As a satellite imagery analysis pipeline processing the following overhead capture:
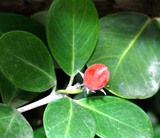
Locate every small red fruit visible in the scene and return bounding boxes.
[84,64,109,91]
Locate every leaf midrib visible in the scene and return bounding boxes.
[111,19,151,80]
[76,101,142,132]
[71,0,75,75]
[64,99,73,137]
[4,113,16,138]
[71,0,88,75]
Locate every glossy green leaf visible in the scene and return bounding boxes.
[88,12,160,99]
[0,12,45,41]
[34,127,46,138]
[44,98,96,138]
[0,72,39,108]
[47,0,99,76]
[0,104,33,138]
[0,31,56,92]
[76,96,153,138]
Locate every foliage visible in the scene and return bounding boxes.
[0,0,160,138]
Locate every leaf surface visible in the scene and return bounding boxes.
[34,127,46,138]
[0,31,56,92]
[0,72,39,107]
[88,12,160,98]
[0,104,33,138]
[154,125,160,138]
[0,12,45,40]
[77,96,153,138]
[44,98,96,138]
[47,0,99,76]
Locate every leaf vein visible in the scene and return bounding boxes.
[6,51,55,83]
[65,99,73,137]
[111,19,151,81]
[77,102,141,132]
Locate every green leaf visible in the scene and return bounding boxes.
[154,125,160,138]
[0,31,56,92]
[44,98,96,138]
[34,127,46,138]
[47,0,99,76]
[0,72,39,108]
[0,104,33,138]
[76,96,153,138]
[0,12,45,41]
[153,17,160,30]
[88,12,160,99]
[31,11,48,26]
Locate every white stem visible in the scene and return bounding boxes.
[17,93,64,113]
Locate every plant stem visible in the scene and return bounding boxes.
[17,75,79,113]
[17,92,64,113]
[67,76,74,89]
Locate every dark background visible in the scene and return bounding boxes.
[0,0,160,17]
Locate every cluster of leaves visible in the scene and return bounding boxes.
[0,0,160,137]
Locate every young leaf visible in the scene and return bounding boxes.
[47,0,99,76]
[0,31,56,92]
[0,104,33,138]
[77,96,153,138]
[0,72,39,108]
[88,12,160,99]
[0,12,45,41]
[44,98,96,138]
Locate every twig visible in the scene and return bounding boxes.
[17,92,64,113]
[66,76,74,89]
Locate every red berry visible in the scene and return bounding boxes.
[84,64,109,91]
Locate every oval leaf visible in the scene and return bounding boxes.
[44,98,96,138]
[88,12,160,99]
[0,12,45,41]
[0,72,39,107]
[77,96,153,138]
[0,31,56,92]
[0,104,33,138]
[47,0,99,76]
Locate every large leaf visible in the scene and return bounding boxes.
[47,0,99,76]
[88,12,160,99]
[0,31,56,92]
[76,96,153,138]
[0,72,39,108]
[0,12,45,41]
[44,98,96,138]
[0,104,33,138]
